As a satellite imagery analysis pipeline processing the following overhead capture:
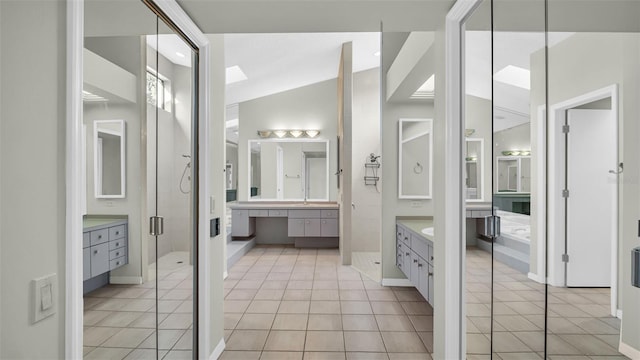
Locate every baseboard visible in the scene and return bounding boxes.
[616,309,623,319]
[527,272,544,284]
[381,278,413,287]
[223,271,228,280]
[619,340,640,359]
[110,276,143,285]
[210,338,225,360]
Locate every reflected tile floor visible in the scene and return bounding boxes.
[221,245,433,360]
[466,247,628,360]
[83,252,194,360]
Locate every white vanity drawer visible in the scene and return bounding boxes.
[396,225,404,242]
[109,225,126,240]
[110,256,127,270]
[109,238,126,251]
[269,209,288,217]
[90,229,109,246]
[249,209,269,217]
[321,210,338,218]
[288,210,321,218]
[320,219,338,237]
[109,248,126,260]
[90,242,110,277]
[411,233,430,261]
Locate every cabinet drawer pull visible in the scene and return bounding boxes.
[116,261,120,266]
[115,242,120,247]
[405,252,410,256]
[98,235,102,239]
[116,252,120,256]
[413,259,418,263]
[398,264,402,267]
[418,263,423,268]
[94,250,98,254]
[428,272,433,276]
[115,231,119,235]
[430,256,434,261]
[404,236,408,240]
[306,220,310,224]
[322,220,326,224]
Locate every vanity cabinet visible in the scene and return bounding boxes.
[83,218,128,284]
[232,209,255,237]
[396,220,434,306]
[288,209,338,237]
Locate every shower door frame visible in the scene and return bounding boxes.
[65,0,213,358]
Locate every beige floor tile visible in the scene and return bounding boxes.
[346,352,389,360]
[366,290,397,302]
[284,290,313,301]
[261,351,303,360]
[156,300,183,313]
[220,350,262,360]
[339,290,368,301]
[288,281,314,290]
[226,289,258,300]
[342,314,379,331]
[122,348,160,360]
[310,301,341,314]
[224,313,243,329]
[339,281,365,290]
[159,313,193,330]
[496,352,543,360]
[400,302,432,315]
[225,330,269,351]
[559,334,620,356]
[492,332,533,353]
[303,352,346,360]
[255,289,285,300]
[375,315,414,331]
[83,326,122,347]
[466,333,491,355]
[84,311,113,326]
[371,302,405,315]
[278,300,310,314]
[264,330,307,351]
[381,332,426,353]
[162,289,192,300]
[387,353,431,360]
[272,314,309,330]
[173,329,193,350]
[267,273,292,281]
[417,332,432,352]
[305,331,345,352]
[344,331,386,352]
[312,289,340,301]
[101,328,154,348]
[308,314,343,330]
[408,315,433,332]
[494,315,540,331]
[162,349,192,360]
[84,347,133,360]
[247,300,281,314]
[262,280,289,290]
[93,298,133,311]
[341,301,373,315]
[236,313,276,330]
[138,330,185,350]
[236,280,264,290]
[392,290,424,302]
[314,280,340,289]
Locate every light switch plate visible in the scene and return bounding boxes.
[32,273,56,323]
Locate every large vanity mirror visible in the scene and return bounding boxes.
[465,138,484,201]
[94,119,126,198]
[496,155,530,193]
[249,139,329,201]
[399,118,433,199]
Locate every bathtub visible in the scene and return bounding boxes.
[496,210,530,242]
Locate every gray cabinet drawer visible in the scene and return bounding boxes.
[396,226,404,242]
[109,225,126,240]
[320,219,338,237]
[83,248,91,281]
[90,229,109,246]
[288,219,305,237]
[83,232,91,249]
[268,209,288,217]
[249,209,269,217]
[321,210,338,218]
[90,242,110,277]
[110,248,126,260]
[110,256,127,270]
[288,210,321,218]
[109,238,126,251]
[411,234,429,261]
[401,229,411,246]
[304,219,321,236]
[428,263,434,304]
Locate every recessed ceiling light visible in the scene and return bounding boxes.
[226,65,248,85]
[494,65,530,90]
[374,51,381,57]
[82,90,108,102]
[176,52,185,58]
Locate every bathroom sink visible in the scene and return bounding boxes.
[421,227,434,236]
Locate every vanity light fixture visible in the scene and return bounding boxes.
[257,130,272,138]
[289,130,303,138]
[274,130,288,138]
[465,129,476,137]
[305,130,320,138]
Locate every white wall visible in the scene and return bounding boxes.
[237,78,339,202]
[1,0,66,357]
[531,32,640,354]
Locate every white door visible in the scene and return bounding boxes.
[566,109,616,287]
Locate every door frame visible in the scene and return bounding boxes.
[546,84,619,317]
[65,0,213,358]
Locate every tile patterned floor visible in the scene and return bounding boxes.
[466,247,628,360]
[83,252,194,360]
[221,245,433,360]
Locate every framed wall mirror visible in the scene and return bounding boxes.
[94,119,126,198]
[248,139,330,201]
[398,118,433,199]
[465,138,484,201]
[496,155,530,193]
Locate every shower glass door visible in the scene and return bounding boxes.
[148,17,198,358]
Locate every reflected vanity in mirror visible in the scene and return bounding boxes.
[398,118,432,199]
[496,155,530,193]
[465,138,484,201]
[94,119,125,198]
[249,139,329,201]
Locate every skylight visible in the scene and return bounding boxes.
[494,65,530,90]
[410,74,435,99]
[82,90,107,102]
[226,65,248,85]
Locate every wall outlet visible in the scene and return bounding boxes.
[210,196,215,214]
[32,273,57,323]
[105,201,114,207]
[411,201,423,208]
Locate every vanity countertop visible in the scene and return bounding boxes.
[83,215,128,231]
[230,202,339,210]
[397,218,434,242]
[466,202,493,211]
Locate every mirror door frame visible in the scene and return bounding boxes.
[65,0,213,358]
